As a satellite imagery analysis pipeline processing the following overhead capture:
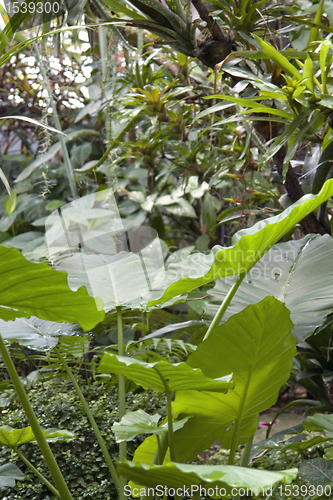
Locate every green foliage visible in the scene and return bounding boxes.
[205,234,333,342]
[112,410,188,442]
[0,246,104,329]
[2,0,333,497]
[0,464,25,488]
[0,379,166,499]
[98,354,234,393]
[172,297,296,461]
[0,426,75,447]
[148,181,333,307]
[117,460,298,494]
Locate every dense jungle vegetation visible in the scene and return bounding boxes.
[1,0,333,498]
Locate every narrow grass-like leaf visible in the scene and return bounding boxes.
[302,55,314,93]
[308,0,325,45]
[263,111,308,162]
[0,168,12,198]
[254,36,302,80]
[320,41,331,94]
[0,116,68,136]
[201,94,293,120]
[282,111,326,178]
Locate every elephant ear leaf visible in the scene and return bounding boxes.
[172,297,296,461]
[0,425,75,448]
[205,234,333,342]
[0,246,104,330]
[116,461,298,494]
[148,179,333,308]
[98,354,234,393]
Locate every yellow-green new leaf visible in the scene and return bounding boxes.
[0,426,75,448]
[308,0,325,45]
[303,55,314,94]
[320,40,331,94]
[254,35,302,81]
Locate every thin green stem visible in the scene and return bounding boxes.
[203,272,246,341]
[117,306,127,500]
[271,481,281,497]
[240,434,254,467]
[54,347,119,491]
[265,399,320,439]
[289,452,300,468]
[153,432,168,465]
[156,435,162,465]
[98,26,108,85]
[155,369,175,462]
[165,388,175,461]
[33,43,77,199]
[14,447,60,499]
[0,336,73,500]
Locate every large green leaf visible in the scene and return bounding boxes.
[0,463,25,488]
[46,189,168,311]
[148,179,333,307]
[303,413,333,438]
[117,461,298,494]
[97,354,234,393]
[57,251,167,311]
[171,297,295,461]
[0,246,104,330]
[298,458,333,487]
[0,425,75,448]
[0,317,80,350]
[205,234,333,342]
[112,410,188,442]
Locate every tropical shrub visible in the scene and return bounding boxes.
[1,0,333,498]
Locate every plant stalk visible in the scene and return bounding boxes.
[33,42,77,199]
[203,272,246,341]
[14,447,60,499]
[153,431,168,465]
[0,335,73,500]
[240,434,254,467]
[117,306,127,500]
[156,369,176,462]
[54,347,119,491]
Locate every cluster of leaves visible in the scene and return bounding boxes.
[2,0,333,497]
[0,378,166,499]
